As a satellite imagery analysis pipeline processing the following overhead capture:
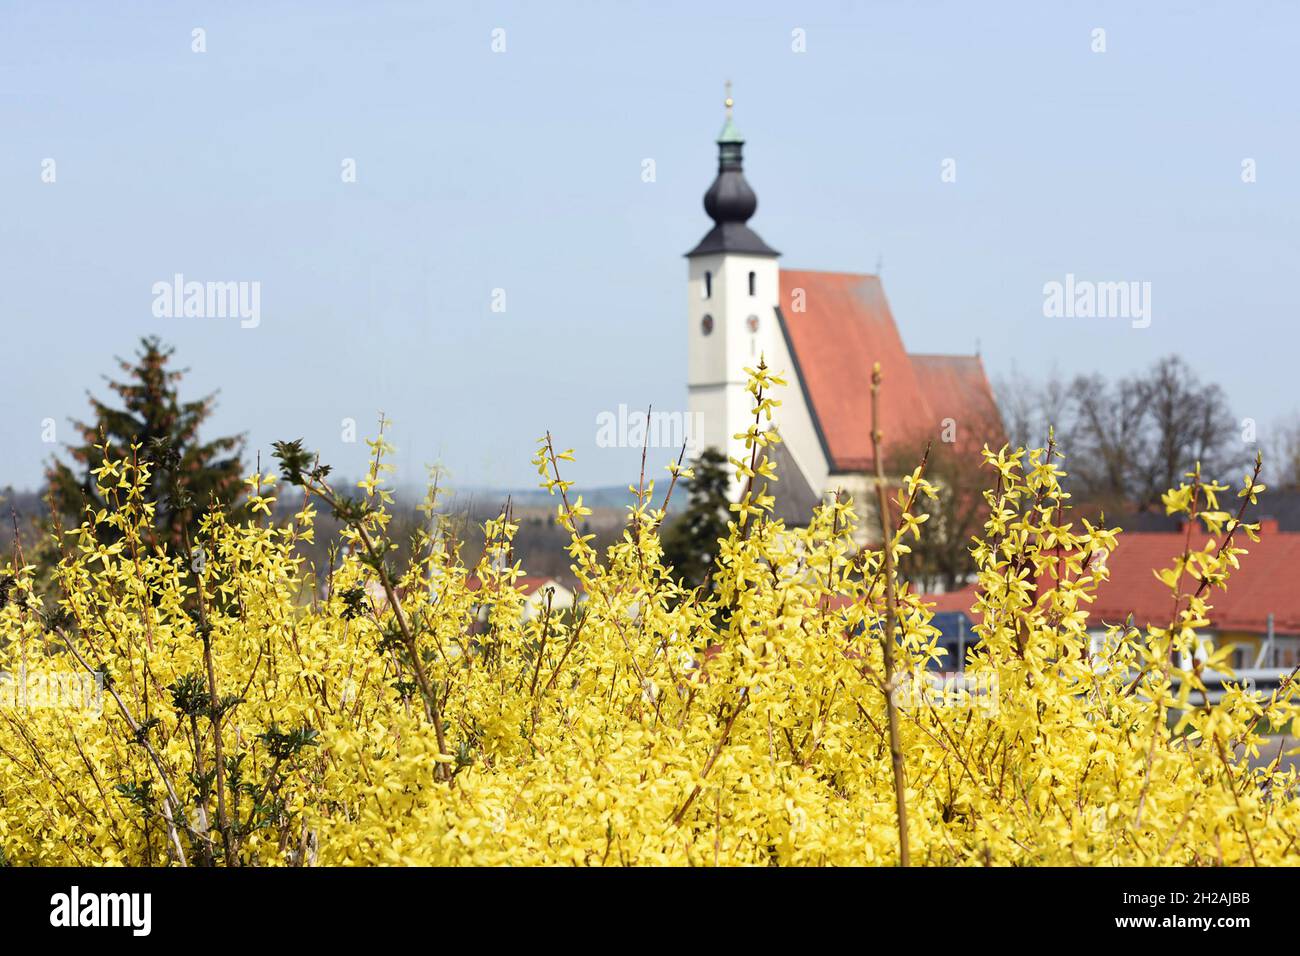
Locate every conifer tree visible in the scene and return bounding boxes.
[46,336,245,552]
[661,446,731,589]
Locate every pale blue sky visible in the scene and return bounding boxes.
[2,0,1297,493]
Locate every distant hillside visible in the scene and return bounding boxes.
[444,485,687,513]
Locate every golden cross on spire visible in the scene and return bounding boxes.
[724,79,733,116]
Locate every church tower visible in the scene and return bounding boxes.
[686,87,781,492]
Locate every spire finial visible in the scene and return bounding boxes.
[717,81,743,145]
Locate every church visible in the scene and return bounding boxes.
[685,94,1003,521]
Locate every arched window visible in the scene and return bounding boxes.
[703,271,712,299]
[748,271,756,296]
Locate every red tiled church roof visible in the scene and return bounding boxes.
[777,270,1002,471]
[911,354,1002,455]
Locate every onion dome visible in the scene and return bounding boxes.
[686,85,779,258]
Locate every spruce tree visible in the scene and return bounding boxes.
[660,447,731,589]
[46,336,246,552]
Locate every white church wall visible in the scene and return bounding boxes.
[688,253,767,492]
[687,251,832,502]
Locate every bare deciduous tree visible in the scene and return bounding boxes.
[1133,357,1238,508]
[1265,414,1300,491]
[997,355,1245,513]
[995,362,1069,452]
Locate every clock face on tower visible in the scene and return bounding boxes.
[746,314,759,333]
[701,314,714,336]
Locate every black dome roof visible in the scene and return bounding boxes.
[686,118,778,259]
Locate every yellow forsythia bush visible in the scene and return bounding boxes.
[1,363,1296,866]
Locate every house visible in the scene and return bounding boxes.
[466,575,575,625]
[924,587,981,673]
[1121,489,1300,533]
[1078,520,1300,669]
[928,524,1300,672]
[685,93,1003,522]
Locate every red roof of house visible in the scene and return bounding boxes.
[907,527,1300,636]
[808,527,1300,640]
[465,575,561,596]
[924,583,981,615]
[1075,521,1300,636]
[821,583,979,615]
[777,270,1002,471]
